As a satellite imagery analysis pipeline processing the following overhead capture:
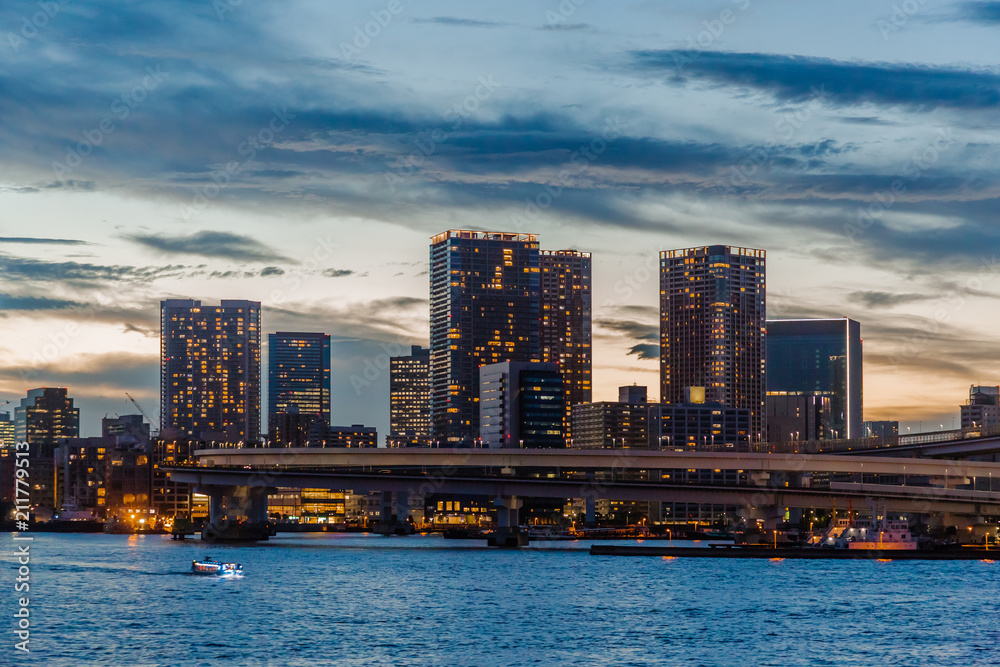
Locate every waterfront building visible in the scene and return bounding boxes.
[160,299,262,443]
[308,424,378,448]
[270,409,320,448]
[480,361,564,448]
[540,250,593,439]
[388,345,431,447]
[660,245,766,440]
[0,411,14,446]
[864,420,900,438]
[960,385,1000,429]
[102,414,150,448]
[429,230,541,446]
[570,386,650,449]
[267,332,331,439]
[648,388,751,452]
[766,318,862,439]
[14,387,80,509]
[765,393,833,443]
[648,387,748,527]
[151,438,198,518]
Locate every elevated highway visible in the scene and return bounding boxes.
[191,447,1000,479]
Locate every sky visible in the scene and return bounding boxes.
[1,0,999,439]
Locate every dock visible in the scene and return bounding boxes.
[590,545,999,560]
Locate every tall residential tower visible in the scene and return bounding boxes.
[659,245,766,440]
[429,230,541,446]
[388,345,431,447]
[160,299,262,443]
[540,250,592,439]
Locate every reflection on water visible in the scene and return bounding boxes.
[4,532,999,666]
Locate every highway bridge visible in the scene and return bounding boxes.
[163,447,1000,543]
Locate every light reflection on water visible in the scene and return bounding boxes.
[4,532,999,666]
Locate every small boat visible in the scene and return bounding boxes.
[191,557,243,577]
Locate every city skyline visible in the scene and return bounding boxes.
[3,1,999,438]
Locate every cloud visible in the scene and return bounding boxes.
[630,50,1000,111]
[0,252,193,285]
[627,343,659,360]
[0,237,91,245]
[412,17,511,27]
[124,231,289,263]
[0,294,84,311]
[849,291,935,308]
[947,1,1000,24]
[323,268,355,278]
[207,266,287,279]
[268,296,428,342]
[539,23,592,32]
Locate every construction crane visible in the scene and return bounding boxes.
[124,392,156,430]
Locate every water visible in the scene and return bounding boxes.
[3,533,999,666]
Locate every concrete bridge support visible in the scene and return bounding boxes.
[489,495,527,547]
[374,491,415,536]
[201,485,274,542]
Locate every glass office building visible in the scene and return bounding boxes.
[766,318,862,439]
[267,331,332,436]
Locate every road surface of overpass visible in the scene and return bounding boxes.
[191,447,1000,479]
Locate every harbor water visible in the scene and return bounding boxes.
[4,533,999,666]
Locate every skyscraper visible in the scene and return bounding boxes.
[160,299,262,443]
[0,411,14,446]
[267,331,331,436]
[659,245,766,440]
[766,318,862,439]
[429,230,541,446]
[388,345,431,447]
[540,250,592,439]
[14,387,80,508]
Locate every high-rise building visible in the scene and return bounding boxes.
[0,411,14,446]
[480,361,564,448]
[429,230,541,446]
[267,332,331,438]
[540,250,592,439]
[388,345,431,447]
[14,387,80,509]
[659,245,766,440]
[570,385,650,449]
[766,318,862,439]
[160,299,262,443]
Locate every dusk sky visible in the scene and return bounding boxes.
[2,0,999,438]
